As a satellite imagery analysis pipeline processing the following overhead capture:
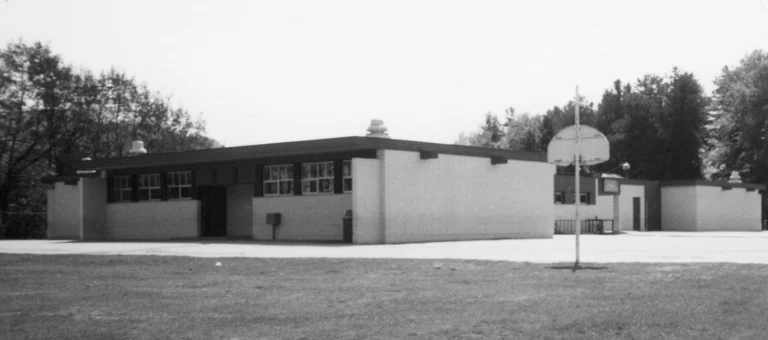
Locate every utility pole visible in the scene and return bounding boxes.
[574,86,581,268]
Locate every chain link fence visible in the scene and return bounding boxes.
[0,211,47,239]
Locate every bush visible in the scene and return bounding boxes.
[1,212,47,239]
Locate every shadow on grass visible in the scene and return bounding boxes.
[546,265,610,272]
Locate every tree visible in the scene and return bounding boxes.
[0,41,86,226]
[594,71,709,180]
[457,112,504,148]
[663,69,710,179]
[536,97,597,151]
[709,50,768,184]
[503,107,542,152]
[0,40,218,238]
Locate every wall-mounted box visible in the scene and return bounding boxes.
[266,213,282,226]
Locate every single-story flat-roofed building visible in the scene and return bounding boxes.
[44,122,555,243]
[552,173,766,232]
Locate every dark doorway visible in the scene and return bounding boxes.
[199,186,227,237]
[632,197,641,231]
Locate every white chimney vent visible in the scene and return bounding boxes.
[728,171,742,184]
[129,140,147,155]
[366,119,390,138]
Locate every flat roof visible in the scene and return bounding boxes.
[77,136,547,171]
[660,179,765,190]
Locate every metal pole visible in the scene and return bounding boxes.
[574,86,581,267]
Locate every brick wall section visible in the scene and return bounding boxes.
[106,200,200,239]
[252,195,351,241]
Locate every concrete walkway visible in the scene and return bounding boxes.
[2,232,768,263]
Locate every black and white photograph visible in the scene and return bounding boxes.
[2,0,768,338]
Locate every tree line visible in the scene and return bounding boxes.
[458,51,768,186]
[0,40,218,238]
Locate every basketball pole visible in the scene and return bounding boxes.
[574,85,581,268]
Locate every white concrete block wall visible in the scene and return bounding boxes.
[46,182,81,239]
[351,158,383,244]
[619,185,645,231]
[252,195,351,241]
[380,150,554,243]
[695,186,761,232]
[661,186,698,231]
[106,200,200,239]
[80,177,107,240]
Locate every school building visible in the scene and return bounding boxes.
[43,122,556,243]
[43,120,766,243]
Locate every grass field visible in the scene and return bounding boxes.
[2,254,768,339]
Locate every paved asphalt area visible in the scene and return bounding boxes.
[2,232,768,263]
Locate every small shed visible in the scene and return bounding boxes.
[660,180,765,232]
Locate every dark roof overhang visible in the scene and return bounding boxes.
[75,136,547,171]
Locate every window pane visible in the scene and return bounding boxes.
[265,182,278,195]
[302,165,309,179]
[279,166,287,180]
[279,181,290,195]
[320,179,332,193]
[326,163,334,177]
[151,188,161,200]
[181,187,190,198]
[302,180,309,193]
[309,180,317,193]
[344,178,352,192]
[138,189,149,201]
[270,167,278,181]
[310,164,317,178]
[287,165,293,179]
[343,161,351,177]
[263,167,270,181]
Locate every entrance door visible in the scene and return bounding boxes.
[199,186,227,237]
[632,197,641,231]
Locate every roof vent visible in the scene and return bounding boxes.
[366,119,390,138]
[728,171,742,184]
[129,140,147,155]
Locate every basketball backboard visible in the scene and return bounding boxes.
[547,125,609,166]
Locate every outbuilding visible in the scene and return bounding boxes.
[43,122,556,243]
[553,174,765,232]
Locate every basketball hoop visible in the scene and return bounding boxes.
[547,86,610,269]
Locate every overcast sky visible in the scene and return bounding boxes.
[2,0,768,146]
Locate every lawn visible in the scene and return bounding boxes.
[1,255,768,340]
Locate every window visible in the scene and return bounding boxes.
[554,191,565,204]
[112,175,132,202]
[263,164,294,196]
[138,173,161,201]
[574,192,590,205]
[343,160,352,193]
[167,171,192,200]
[302,161,334,194]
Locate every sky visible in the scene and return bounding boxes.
[1,0,768,146]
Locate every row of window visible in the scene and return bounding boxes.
[554,192,590,205]
[263,161,352,196]
[112,171,192,202]
[110,161,353,202]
